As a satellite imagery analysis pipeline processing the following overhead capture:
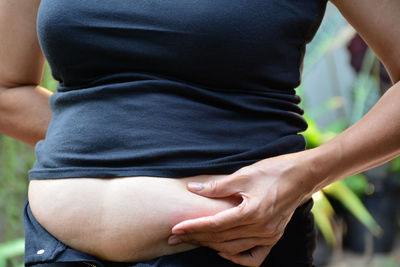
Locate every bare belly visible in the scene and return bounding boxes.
[28,174,240,262]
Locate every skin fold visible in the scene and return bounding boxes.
[28,175,241,262]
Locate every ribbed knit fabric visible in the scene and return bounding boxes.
[25,0,328,266]
[30,0,327,179]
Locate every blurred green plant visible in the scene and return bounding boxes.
[0,239,24,267]
[41,61,59,93]
[303,116,381,247]
[298,7,400,247]
[390,157,400,174]
[0,135,32,267]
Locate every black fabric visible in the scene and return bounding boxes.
[28,263,89,267]
[25,0,327,265]
[29,0,327,179]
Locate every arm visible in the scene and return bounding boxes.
[305,82,400,193]
[170,1,400,266]
[298,0,400,194]
[0,0,53,146]
[314,0,400,186]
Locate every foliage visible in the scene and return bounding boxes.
[303,117,381,246]
[0,136,32,267]
[323,179,381,236]
[390,157,400,174]
[298,7,400,247]
[0,239,24,267]
[41,61,59,93]
[311,191,336,246]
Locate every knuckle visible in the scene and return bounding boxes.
[261,226,276,237]
[207,180,219,195]
[270,227,281,237]
[242,210,253,223]
[238,199,257,222]
[237,204,252,222]
[246,203,266,223]
[208,217,221,231]
[262,221,283,236]
[247,211,262,224]
[235,168,252,181]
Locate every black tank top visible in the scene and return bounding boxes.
[29,0,327,179]
[25,1,328,266]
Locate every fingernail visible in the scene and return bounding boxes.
[188,182,203,191]
[168,235,182,246]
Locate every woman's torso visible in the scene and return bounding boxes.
[26,0,327,265]
[30,0,328,180]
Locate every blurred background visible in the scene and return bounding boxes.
[0,2,399,267]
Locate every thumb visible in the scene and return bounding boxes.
[187,174,243,198]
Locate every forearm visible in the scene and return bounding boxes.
[0,85,52,146]
[302,80,400,194]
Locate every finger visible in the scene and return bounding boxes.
[175,225,254,243]
[192,238,273,255]
[175,223,280,243]
[219,246,271,267]
[172,198,249,234]
[186,172,247,198]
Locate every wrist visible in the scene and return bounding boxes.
[293,141,342,197]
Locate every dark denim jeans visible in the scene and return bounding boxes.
[24,199,316,267]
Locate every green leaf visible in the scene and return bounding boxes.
[343,173,369,197]
[0,238,25,259]
[312,191,336,246]
[302,115,323,149]
[323,180,382,236]
[390,157,400,173]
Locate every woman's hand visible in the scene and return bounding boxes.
[166,1,400,265]
[169,152,318,267]
[168,81,400,267]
